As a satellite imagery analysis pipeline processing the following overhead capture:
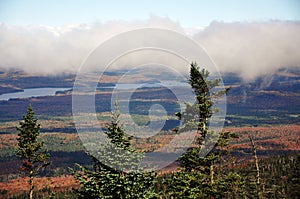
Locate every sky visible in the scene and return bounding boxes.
[0,1,299,81]
[0,0,299,27]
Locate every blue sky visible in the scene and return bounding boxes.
[0,0,299,27]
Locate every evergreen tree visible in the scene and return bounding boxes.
[237,154,300,198]
[73,104,158,198]
[163,62,244,198]
[16,105,49,199]
[178,62,233,172]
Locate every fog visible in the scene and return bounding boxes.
[195,20,300,81]
[0,17,299,81]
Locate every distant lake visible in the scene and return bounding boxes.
[0,87,71,101]
[0,81,190,101]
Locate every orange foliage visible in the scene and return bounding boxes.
[0,134,18,149]
[0,175,79,197]
[225,125,300,151]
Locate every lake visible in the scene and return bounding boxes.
[0,81,190,101]
[0,87,71,101]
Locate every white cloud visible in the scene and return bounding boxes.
[194,20,300,80]
[0,16,184,75]
[0,18,299,81]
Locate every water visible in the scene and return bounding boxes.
[0,81,190,101]
[0,87,71,101]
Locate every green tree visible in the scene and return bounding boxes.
[163,62,244,198]
[73,104,158,198]
[237,154,300,198]
[178,62,232,172]
[16,105,49,199]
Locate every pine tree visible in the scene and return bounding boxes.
[16,105,49,199]
[73,103,158,198]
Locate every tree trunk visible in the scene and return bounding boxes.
[210,164,214,185]
[29,170,34,199]
[250,136,262,199]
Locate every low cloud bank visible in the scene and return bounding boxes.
[195,20,300,80]
[0,17,299,81]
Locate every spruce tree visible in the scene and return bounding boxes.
[16,105,49,199]
[178,62,233,173]
[163,62,244,198]
[73,103,158,198]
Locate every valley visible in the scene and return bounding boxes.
[0,67,299,198]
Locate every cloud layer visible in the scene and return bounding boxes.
[195,20,300,80]
[0,17,184,75]
[0,17,299,81]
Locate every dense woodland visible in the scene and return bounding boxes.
[1,154,298,198]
